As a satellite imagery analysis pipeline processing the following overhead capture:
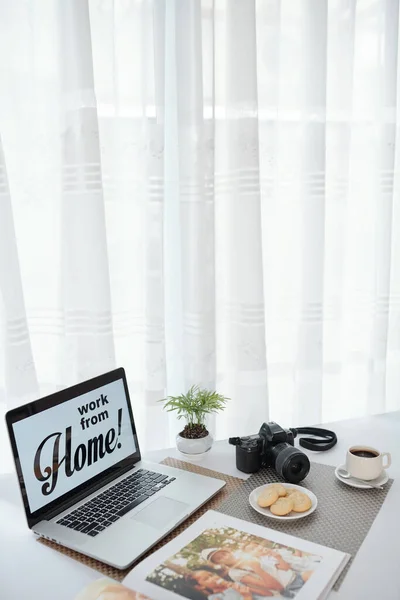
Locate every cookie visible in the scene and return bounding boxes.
[285,488,298,496]
[290,491,312,513]
[269,483,287,497]
[270,496,294,516]
[257,487,279,508]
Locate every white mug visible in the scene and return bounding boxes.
[346,446,391,481]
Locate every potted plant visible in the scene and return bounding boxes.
[161,385,229,456]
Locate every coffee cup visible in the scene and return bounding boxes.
[346,446,391,481]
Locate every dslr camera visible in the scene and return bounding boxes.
[229,422,310,483]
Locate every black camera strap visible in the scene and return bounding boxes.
[291,426,337,452]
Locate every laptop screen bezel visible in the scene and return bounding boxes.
[5,367,141,528]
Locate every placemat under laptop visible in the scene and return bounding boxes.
[38,458,243,582]
[217,462,393,590]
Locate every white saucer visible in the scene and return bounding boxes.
[249,483,318,521]
[334,464,389,489]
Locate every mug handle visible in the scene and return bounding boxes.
[382,452,391,469]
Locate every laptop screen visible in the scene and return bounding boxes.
[11,376,137,514]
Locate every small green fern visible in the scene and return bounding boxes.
[160,385,229,427]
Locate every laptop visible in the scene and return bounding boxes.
[5,367,225,569]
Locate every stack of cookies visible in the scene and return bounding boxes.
[257,483,312,516]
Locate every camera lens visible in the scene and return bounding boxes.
[290,462,303,475]
[272,444,310,483]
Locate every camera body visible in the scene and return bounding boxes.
[229,422,310,483]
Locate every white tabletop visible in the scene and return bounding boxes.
[1,412,399,600]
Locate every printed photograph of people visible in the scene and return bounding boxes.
[74,578,152,600]
[146,527,321,599]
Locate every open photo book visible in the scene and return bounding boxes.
[74,511,350,600]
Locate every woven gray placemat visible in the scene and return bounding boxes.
[216,462,393,590]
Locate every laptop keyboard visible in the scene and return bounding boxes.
[56,469,176,537]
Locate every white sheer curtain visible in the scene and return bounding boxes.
[1,0,400,467]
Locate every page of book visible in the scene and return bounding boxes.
[74,578,151,600]
[121,510,350,600]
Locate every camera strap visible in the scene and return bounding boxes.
[291,426,337,452]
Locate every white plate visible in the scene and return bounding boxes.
[249,483,318,521]
[334,464,389,489]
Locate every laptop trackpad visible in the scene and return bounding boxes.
[131,496,189,529]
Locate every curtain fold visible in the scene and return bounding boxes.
[214,0,268,436]
[0,138,38,405]
[58,0,116,386]
[1,0,400,456]
[0,136,38,472]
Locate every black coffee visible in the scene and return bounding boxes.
[350,449,379,458]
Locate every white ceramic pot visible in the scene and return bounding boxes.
[176,432,213,457]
